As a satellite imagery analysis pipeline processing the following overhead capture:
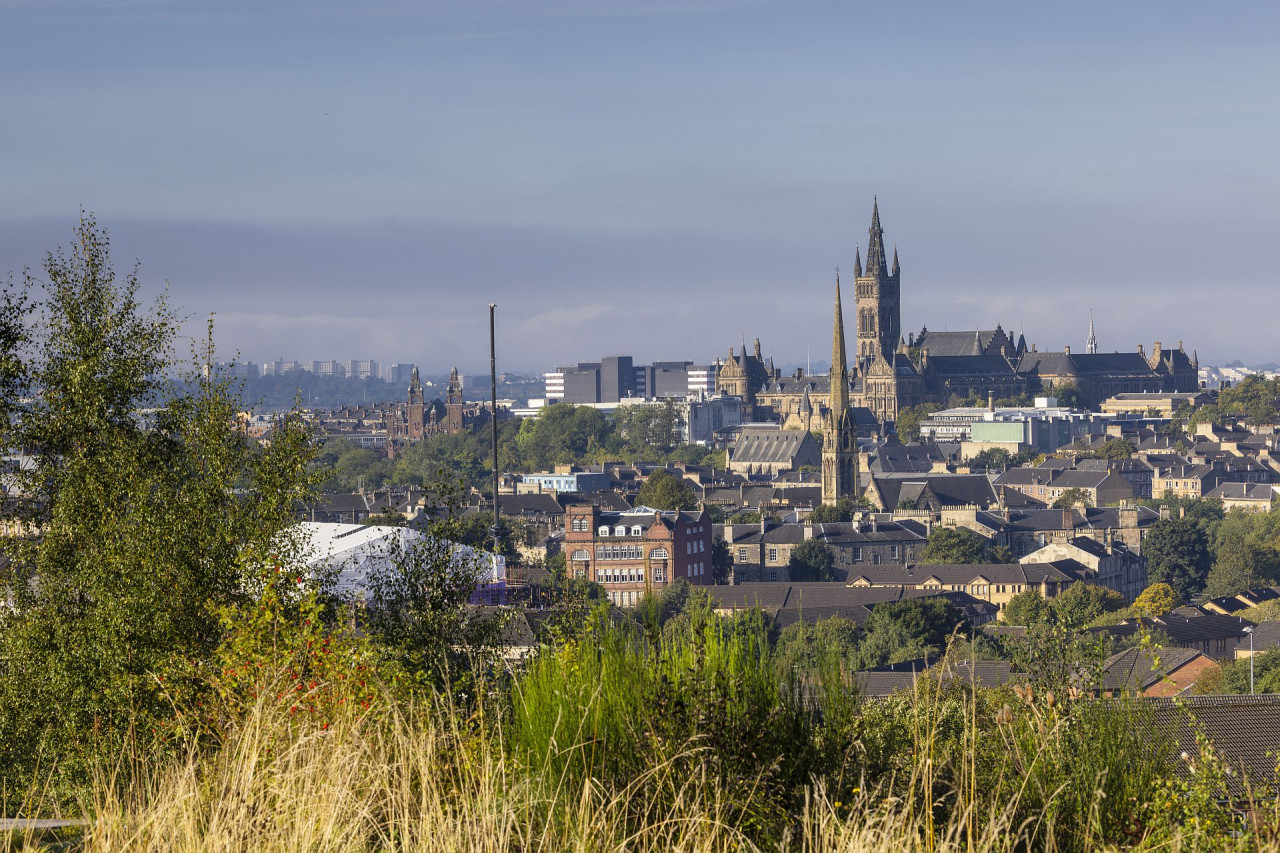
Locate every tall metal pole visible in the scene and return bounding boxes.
[489,304,500,563]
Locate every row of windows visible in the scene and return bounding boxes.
[597,545,644,560]
[599,568,645,584]
[753,545,908,564]
[686,540,705,555]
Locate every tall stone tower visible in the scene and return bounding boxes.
[407,366,425,441]
[445,366,464,434]
[822,273,860,506]
[853,198,902,369]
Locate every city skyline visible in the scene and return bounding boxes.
[3,1,1278,371]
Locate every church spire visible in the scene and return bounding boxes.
[830,271,850,419]
[866,197,888,277]
[892,246,900,277]
[853,247,862,278]
[1086,310,1098,355]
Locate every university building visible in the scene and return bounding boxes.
[717,200,1200,428]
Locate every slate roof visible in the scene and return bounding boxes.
[871,441,951,474]
[497,493,565,517]
[730,429,817,465]
[994,468,1057,487]
[872,473,999,509]
[1097,647,1207,693]
[857,660,1016,698]
[1146,695,1280,794]
[1107,613,1253,646]
[1045,470,1116,489]
[848,561,1073,587]
[914,329,1006,357]
[925,355,1019,377]
[1206,482,1275,501]
[1244,620,1280,653]
[1017,351,1158,378]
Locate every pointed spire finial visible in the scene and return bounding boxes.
[892,245,900,276]
[1086,310,1098,355]
[830,275,849,421]
[867,197,888,277]
[853,248,863,278]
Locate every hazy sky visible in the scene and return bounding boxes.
[2,0,1278,374]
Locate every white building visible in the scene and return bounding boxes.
[296,522,506,603]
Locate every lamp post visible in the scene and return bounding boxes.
[1243,625,1255,695]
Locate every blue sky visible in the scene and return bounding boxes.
[2,0,1277,373]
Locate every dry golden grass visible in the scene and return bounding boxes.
[4,686,1277,853]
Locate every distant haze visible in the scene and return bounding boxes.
[2,1,1277,373]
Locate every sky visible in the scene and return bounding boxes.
[2,0,1278,374]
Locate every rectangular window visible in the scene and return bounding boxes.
[738,548,748,561]
[768,548,778,562]
[889,545,899,560]
[853,547,862,562]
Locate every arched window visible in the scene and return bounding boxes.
[571,549,590,562]
[650,548,669,561]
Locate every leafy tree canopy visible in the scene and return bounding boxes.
[1132,582,1179,617]
[1143,518,1213,602]
[636,470,700,511]
[787,539,838,582]
[918,526,989,565]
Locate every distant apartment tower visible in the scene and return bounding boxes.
[385,363,417,386]
[347,359,380,380]
[544,356,714,404]
[263,359,305,376]
[216,361,259,379]
[311,360,346,378]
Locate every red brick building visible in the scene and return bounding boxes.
[564,504,713,606]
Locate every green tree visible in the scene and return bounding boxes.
[856,598,965,669]
[1132,582,1179,617]
[1051,382,1085,409]
[808,497,857,523]
[918,526,989,564]
[1204,510,1280,598]
[1052,487,1093,511]
[1143,517,1213,602]
[894,402,942,443]
[787,539,838,582]
[636,470,699,511]
[1003,589,1052,626]
[711,538,732,584]
[1049,582,1126,629]
[967,447,1011,472]
[0,217,318,798]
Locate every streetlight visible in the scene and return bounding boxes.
[1243,625,1255,695]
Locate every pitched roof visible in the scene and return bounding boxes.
[1097,647,1206,692]
[1206,482,1275,501]
[730,429,817,465]
[1146,695,1280,794]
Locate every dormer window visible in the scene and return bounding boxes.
[614,525,627,537]
[631,525,643,536]
[598,526,610,536]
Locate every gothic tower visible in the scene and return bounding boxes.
[853,198,902,370]
[407,366,425,441]
[822,273,860,506]
[445,366,464,434]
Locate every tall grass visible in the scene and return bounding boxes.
[4,616,1278,852]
